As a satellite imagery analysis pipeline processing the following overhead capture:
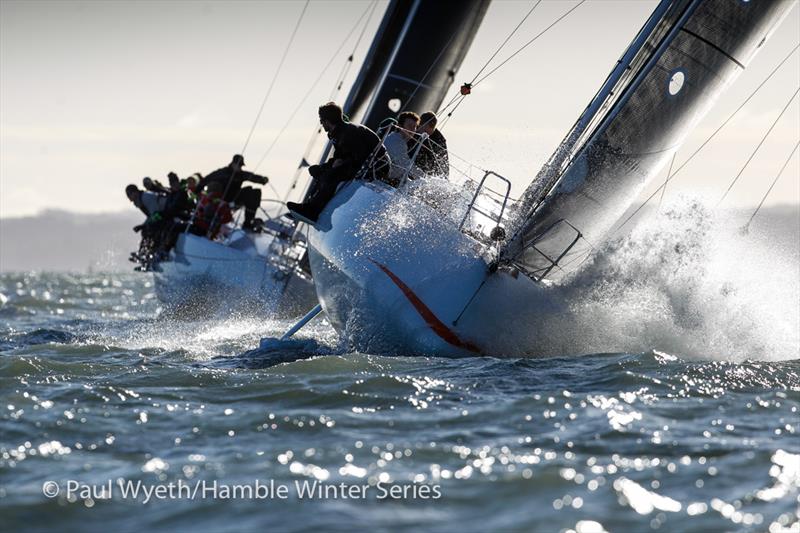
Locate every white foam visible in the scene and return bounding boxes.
[537,198,799,361]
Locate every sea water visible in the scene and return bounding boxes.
[1,204,798,532]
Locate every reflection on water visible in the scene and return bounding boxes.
[1,271,798,531]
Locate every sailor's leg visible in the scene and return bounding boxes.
[306,175,340,213]
[237,187,261,227]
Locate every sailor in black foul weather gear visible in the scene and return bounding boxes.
[164,172,194,220]
[287,102,390,224]
[195,154,268,231]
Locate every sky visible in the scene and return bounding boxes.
[1,0,798,219]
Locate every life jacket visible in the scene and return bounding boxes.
[194,192,232,237]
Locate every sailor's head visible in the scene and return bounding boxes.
[418,111,437,136]
[168,172,180,191]
[318,102,344,133]
[230,154,245,169]
[186,175,198,191]
[142,177,155,189]
[398,111,420,139]
[125,184,140,202]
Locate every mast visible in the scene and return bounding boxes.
[500,0,794,281]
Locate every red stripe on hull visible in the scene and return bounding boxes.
[370,260,481,354]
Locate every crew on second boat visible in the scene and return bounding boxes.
[195,154,269,232]
[126,179,195,270]
[190,181,233,239]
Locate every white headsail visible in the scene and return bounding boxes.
[500,0,794,281]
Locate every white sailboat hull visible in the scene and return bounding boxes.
[308,181,562,356]
[153,232,316,318]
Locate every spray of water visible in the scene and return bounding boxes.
[547,198,799,361]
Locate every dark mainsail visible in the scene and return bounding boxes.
[340,1,418,123]
[500,0,793,281]
[351,0,491,131]
[305,0,489,196]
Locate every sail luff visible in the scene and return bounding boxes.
[312,0,411,168]
[514,0,678,221]
[360,0,424,126]
[500,0,794,281]
[341,0,415,122]
[305,0,490,199]
[358,0,492,131]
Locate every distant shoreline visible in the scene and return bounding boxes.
[1,205,797,273]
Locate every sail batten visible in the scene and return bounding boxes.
[501,0,794,281]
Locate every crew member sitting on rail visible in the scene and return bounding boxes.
[126,184,168,218]
[125,184,181,269]
[165,172,194,220]
[142,176,170,194]
[191,181,233,240]
[184,173,201,194]
[195,154,268,232]
[286,102,391,224]
[412,111,449,180]
[384,111,420,186]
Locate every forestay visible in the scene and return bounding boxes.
[500,0,793,281]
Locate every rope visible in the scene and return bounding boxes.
[240,0,310,155]
[743,140,800,231]
[252,0,377,172]
[439,0,586,128]
[475,0,584,88]
[613,43,800,233]
[717,87,799,206]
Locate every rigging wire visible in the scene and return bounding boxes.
[470,0,542,84]
[613,43,800,233]
[282,128,322,203]
[717,87,799,206]
[474,0,585,88]
[439,0,586,127]
[743,140,800,231]
[331,0,379,101]
[658,152,677,210]
[438,0,543,119]
[438,0,544,123]
[240,0,310,155]
[278,1,380,201]
[398,30,459,114]
[252,0,378,172]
